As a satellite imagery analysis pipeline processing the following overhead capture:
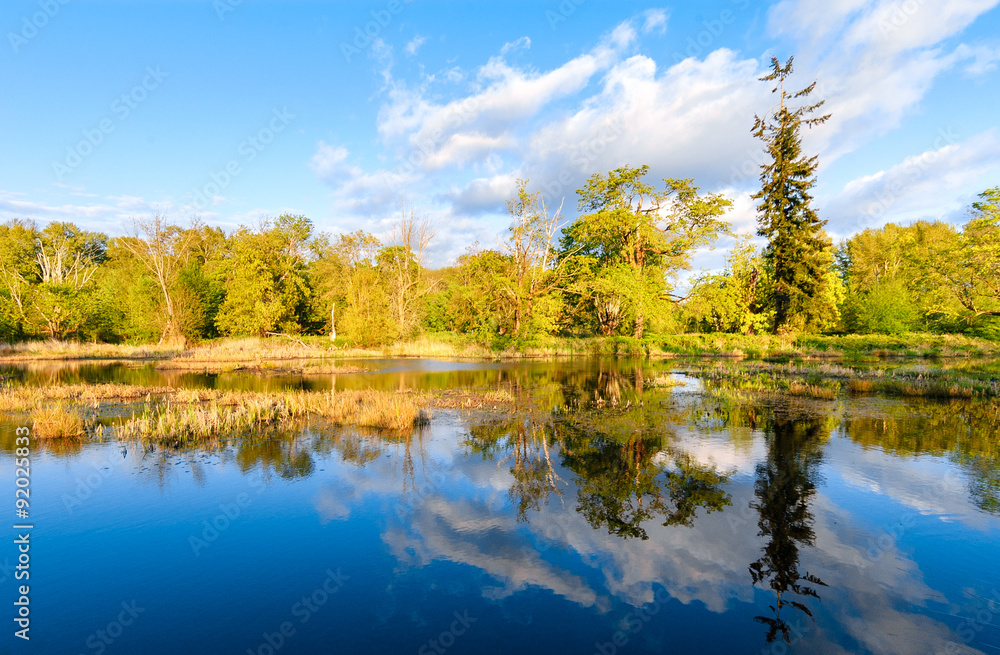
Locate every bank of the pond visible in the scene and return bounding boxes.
[687,359,1000,400]
[1,332,998,366]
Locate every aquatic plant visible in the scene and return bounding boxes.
[31,403,86,439]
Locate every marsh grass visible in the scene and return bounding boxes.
[2,382,436,445]
[0,340,183,361]
[31,403,86,439]
[650,374,683,388]
[0,383,166,411]
[788,382,839,400]
[123,389,429,444]
[430,387,516,409]
[3,332,998,363]
[694,358,998,400]
[847,378,982,398]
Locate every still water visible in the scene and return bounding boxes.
[2,358,999,654]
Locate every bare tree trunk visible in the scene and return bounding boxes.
[330,302,336,341]
[633,310,644,339]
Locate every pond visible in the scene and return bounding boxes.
[2,358,999,654]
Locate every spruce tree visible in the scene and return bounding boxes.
[752,56,834,333]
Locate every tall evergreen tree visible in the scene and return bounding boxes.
[753,56,835,333]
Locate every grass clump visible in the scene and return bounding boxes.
[115,388,428,445]
[31,403,85,439]
[788,382,838,400]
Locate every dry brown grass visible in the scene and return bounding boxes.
[650,375,683,388]
[2,381,432,444]
[0,340,183,361]
[788,382,838,400]
[311,390,426,430]
[848,379,876,393]
[0,383,166,411]
[104,387,428,444]
[31,403,85,439]
[429,388,516,409]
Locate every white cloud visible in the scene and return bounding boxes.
[767,0,1000,161]
[641,8,669,34]
[822,128,1000,238]
[308,3,1000,267]
[404,35,426,56]
[957,42,1000,75]
[499,36,530,56]
[309,141,361,182]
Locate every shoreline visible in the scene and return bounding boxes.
[1,332,998,366]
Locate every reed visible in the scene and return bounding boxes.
[847,379,876,393]
[31,403,85,439]
[788,382,838,400]
[111,388,428,444]
[0,383,167,411]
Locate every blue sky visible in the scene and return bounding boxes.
[2,0,999,272]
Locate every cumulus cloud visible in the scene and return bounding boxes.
[822,128,1000,238]
[767,0,1000,160]
[641,8,669,34]
[308,3,999,267]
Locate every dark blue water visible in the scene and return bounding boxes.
[2,361,1000,654]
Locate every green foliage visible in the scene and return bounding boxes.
[921,186,1000,329]
[841,278,916,334]
[216,214,313,337]
[562,167,732,337]
[837,220,962,334]
[340,259,397,347]
[685,237,775,334]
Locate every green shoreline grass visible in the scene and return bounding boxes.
[691,359,1000,400]
[1,332,997,365]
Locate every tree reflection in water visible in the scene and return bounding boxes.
[749,414,827,644]
[466,368,733,538]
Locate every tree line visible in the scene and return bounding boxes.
[2,56,998,346]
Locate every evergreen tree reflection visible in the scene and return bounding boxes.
[749,414,827,644]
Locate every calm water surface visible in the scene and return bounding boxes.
[2,358,999,654]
